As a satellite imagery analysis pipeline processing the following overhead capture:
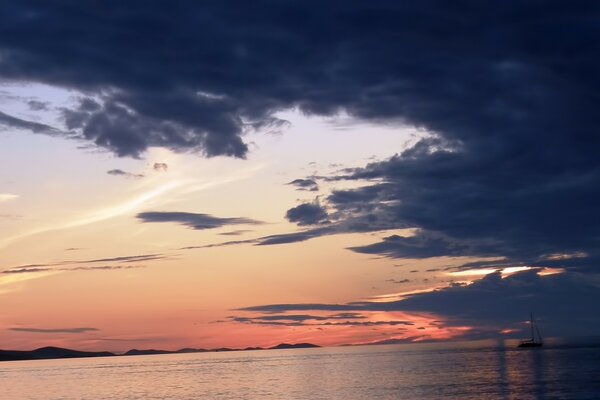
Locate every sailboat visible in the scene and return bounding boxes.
[518,313,543,348]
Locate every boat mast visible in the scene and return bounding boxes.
[530,313,535,341]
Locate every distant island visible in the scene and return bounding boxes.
[0,342,320,362]
[0,347,114,362]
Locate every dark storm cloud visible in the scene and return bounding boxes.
[285,201,329,226]
[324,140,600,271]
[287,179,319,192]
[107,169,144,179]
[9,327,99,334]
[0,2,598,284]
[0,110,59,135]
[137,211,262,230]
[0,1,595,163]
[0,1,597,269]
[238,270,600,337]
[349,234,472,259]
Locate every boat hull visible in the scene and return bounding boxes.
[518,342,543,348]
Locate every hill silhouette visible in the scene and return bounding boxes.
[0,346,114,362]
[0,343,319,362]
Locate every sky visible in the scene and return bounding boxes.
[1,1,599,352]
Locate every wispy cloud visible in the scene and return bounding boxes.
[10,327,99,334]
[107,169,144,179]
[0,193,19,202]
[219,229,253,236]
[3,265,145,274]
[0,181,182,248]
[0,110,60,136]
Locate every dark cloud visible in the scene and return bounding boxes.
[349,233,471,259]
[136,211,262,230]
[153,163,168,172]
[107,169,144,179]
[0,110,59,135]
[231,312,366,323]
[239,303,358,313]
[287,178,319,192]
[285,201,329,226]
[2,267,50,274]
[219,229,252,236]
[257,226,334,245]
[2,2,598,317]
[27,100,49,111]
[0,1,594,165]
[239,270,600,337]
[228,312,411,327]
[322,140,600,271]
[9,327,99,334]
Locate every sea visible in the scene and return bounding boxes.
[1,339,599,399]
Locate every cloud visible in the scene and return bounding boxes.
[1,253,167,275]
[3,265,146,274]
[287,179,319,192]
[0,111,59,135]
[0,193,19,202]
[3,264,148,276]
[219,229,252,236]
[232,312,366,323]
[136,211,263,230]
[9,327,99,334]
[27,100,49,111]
[107,169,144,179]
[0,1,595,164]
[2,3,597,286]
[388,278,411,284]
[1,267,51,274]
[285,201,329,226]
[256,227,334,246]
[153,163,168,172]
[69,254,167,264]
[228,312,413,327]
[238,270,600,337]
[349,233,472,259]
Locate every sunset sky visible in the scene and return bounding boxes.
[1,1,599,352]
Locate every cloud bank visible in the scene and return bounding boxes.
[239,270,600,337]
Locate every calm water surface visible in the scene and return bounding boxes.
[1,340,599,399]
